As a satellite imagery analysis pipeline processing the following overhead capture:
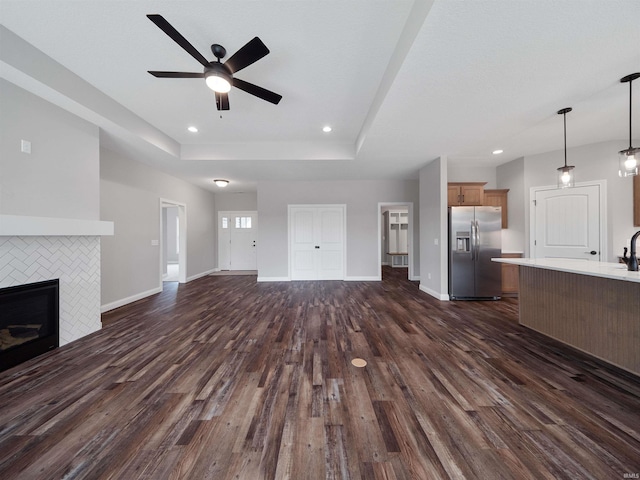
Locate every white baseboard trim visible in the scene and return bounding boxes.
[186,268,217,282]
[410,275,420,281]
[419,283,449,301]
[101,286,162,313]
[257,276,291,282]
[344,276,380,281]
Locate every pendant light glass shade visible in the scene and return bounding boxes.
[556,108,575,189]
[618,73,640,177]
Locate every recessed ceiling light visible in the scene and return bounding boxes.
[322,126,332,133]
[492,149,503,155]
[188,126,198,133]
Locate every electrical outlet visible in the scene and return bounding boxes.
[428,273,431,279]
[151,239,159,246]
[434,238,439,245]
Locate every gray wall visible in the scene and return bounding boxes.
[164,207,179,264]
[496,157,526,253]
[419,157,448,299]
[256,180,419,280]
[448,164,497,188]
[0,79,99,219]
[100,147,217,307]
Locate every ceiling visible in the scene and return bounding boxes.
[1,0,639,193]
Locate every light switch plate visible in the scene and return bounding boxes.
[21,139,31,154]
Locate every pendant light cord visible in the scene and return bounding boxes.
[629,78,633,150]
[563,110,568,167]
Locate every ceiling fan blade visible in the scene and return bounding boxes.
[224,37,270,74]
[147,14,210,68]
[148,71,204,78]
[215,92,230,111]
[233,78,282,105]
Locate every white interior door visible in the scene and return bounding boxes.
[532,184,602,261]
[290,205,345,280]
[218,211,257,271]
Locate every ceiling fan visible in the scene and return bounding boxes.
[146,14,282,111]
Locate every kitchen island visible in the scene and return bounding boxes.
[493,257,640,376]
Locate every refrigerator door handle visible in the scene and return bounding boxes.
[470,220,476,260]
[475,220,481,259]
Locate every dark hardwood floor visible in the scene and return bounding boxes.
[1,267,639,479]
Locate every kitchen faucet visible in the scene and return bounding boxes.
[622,230,640,271]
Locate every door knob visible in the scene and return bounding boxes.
[315,246,320,249]
[584,250,597,255]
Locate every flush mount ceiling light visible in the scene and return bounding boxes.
[618,72,640,177]
[556,107,575,189]
[492,149,503,155]
[322,126,332,133]
[213,179,229,187]
[187,126,198,133]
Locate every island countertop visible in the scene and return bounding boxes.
[492,257,640,283]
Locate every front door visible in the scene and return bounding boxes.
[532,184,601,260]
[218,211,257,270]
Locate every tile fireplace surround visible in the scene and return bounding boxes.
[0,215,113,346]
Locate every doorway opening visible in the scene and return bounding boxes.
[160,199,187,287]
[378,202,413,281]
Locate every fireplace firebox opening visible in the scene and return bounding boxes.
[0,279,59,372]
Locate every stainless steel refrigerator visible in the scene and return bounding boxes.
[449,206,502,300]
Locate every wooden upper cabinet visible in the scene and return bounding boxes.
[634,175,640,227]
[448,183,486,206]
[483,189,509,228]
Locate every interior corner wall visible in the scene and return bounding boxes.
[100,147,217,308]
[419,157,448,300]
[0,79,99,220]
[522,140,636,261]
[256,180,419,280]
[496,157,526,253]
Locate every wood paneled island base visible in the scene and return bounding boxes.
[519,266,640,376]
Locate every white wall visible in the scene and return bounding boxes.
[419,157,448,300]
[256,180,419,280]
[0,79,99,220]
[522,140,636,261]
[100,148,217,308]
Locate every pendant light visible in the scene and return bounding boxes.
[556,107,575,188]
[618,73,640,177]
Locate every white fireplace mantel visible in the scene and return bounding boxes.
[0,214,114,236]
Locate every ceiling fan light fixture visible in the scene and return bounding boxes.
[556,107,575,189]
[214,179,229,187]
[618,73,640,177]
[205,64,232,93]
